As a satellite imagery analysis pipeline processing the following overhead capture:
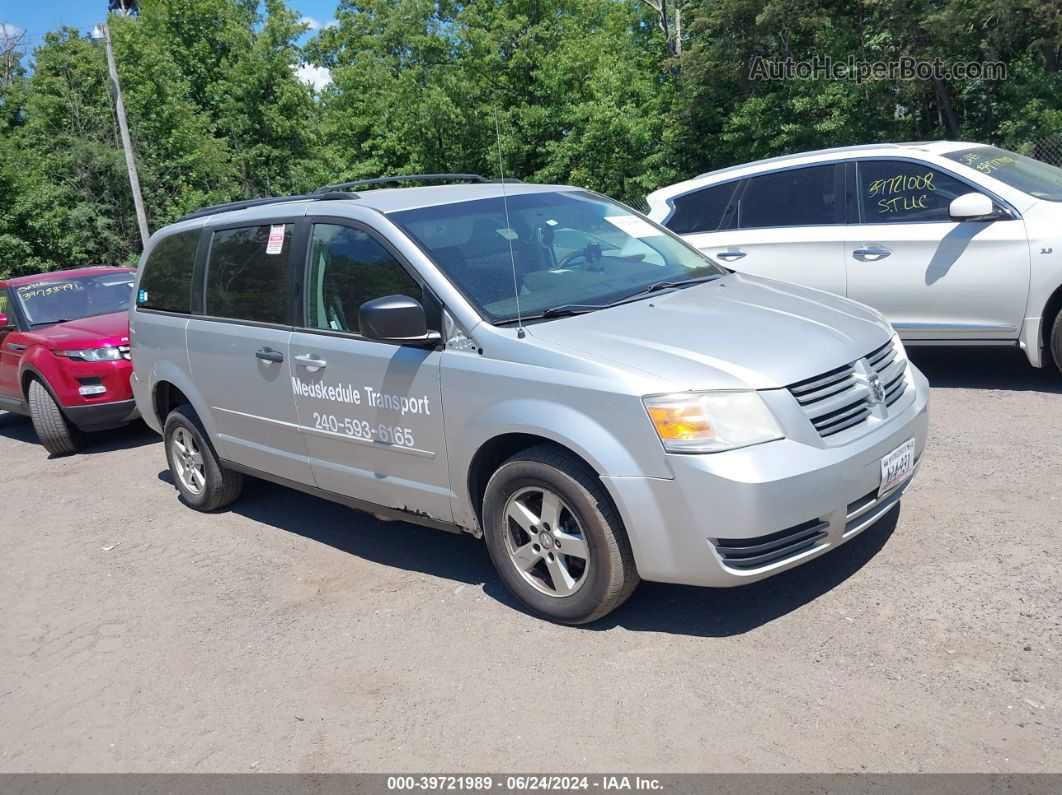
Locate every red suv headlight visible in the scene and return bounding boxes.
[54,347,125,362]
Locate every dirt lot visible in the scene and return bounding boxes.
[0,347,1059,773]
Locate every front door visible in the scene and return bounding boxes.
[288,221,452,522]
[845,159,1031,341]
[186,221,314,485]
[0,288,21,404]
[684,163,848,296]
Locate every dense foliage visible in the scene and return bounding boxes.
[0,0,1059,276]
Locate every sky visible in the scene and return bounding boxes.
[0,0,338,89]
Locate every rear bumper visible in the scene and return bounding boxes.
[62,398,139,431]
[604,365,930,587]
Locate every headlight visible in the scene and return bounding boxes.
[55,347,124,362]
[643,391,784,453]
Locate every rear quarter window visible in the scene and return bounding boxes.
[138,230,201,313]
[665,182,739,235]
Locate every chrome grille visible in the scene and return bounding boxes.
[788,338,908,438]
[118,344,131,361]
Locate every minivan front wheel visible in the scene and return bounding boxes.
[482,445,639,624]
[28,378,82,456]
[164,405,243,511]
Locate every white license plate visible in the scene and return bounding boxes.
[879,439,916,497]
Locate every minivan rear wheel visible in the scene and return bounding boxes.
[482,445,639,624]
[164,404,243,511]
[28,378,82,456]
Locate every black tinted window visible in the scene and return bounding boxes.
[205,224,291,324]
[737,165,839,228]
[858,161,974,223]
[306,224,421,334]
[665,182,739,234]
[137,230,200,313]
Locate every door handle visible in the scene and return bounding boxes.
[715,250,747,261]
[294,355,327,372]
[255,347,284,363]
[853,245,892,262]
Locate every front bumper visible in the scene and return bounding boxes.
[63,398,139,432]
[604,365,930,587]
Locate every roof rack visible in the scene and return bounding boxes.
[177,191,356,223]
[314,173,521,194]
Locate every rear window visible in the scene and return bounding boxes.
[204,224,291,324]
[736,164,840,229]
[665,182,739,235]
[137,230,200,313]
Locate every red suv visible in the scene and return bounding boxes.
[0,267,139,455]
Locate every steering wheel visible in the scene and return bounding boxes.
[557,243,604,271]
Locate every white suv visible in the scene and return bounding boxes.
[647,142,1062,370]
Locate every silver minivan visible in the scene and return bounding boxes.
[130,175,929,623]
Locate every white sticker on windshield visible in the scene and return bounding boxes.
[266,224,285,255]
[603,215,661,238]
[496,228,519,240]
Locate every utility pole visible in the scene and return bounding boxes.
[94,22,149,249]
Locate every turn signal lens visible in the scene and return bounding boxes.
[646,405,713,440]
[643,391,784,453]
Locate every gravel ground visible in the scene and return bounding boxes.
[0,347,1059,773]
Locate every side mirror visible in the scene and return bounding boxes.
[949,192,997,221]
[0,313,11,330]
[358,295,441,347]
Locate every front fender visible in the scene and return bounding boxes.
[447,395,672,530]
[18,345,62,397]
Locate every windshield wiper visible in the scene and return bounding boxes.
[526,274,724,322]
[642,274,723,294]
[540,303,609,318]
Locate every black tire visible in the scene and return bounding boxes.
[28,378,82,456]
[482,444,639,624]
[163,404,243,511]
[1049,309,1062,373]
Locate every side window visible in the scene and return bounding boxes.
[0,289,9,315]
[137,229,200,313]
[736,164,840,229]
[665,182,739,235]
[857,161,973,224]
[306,224,422,334]
[204,224,291,324]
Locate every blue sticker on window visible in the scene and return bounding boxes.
[137,289,148,304]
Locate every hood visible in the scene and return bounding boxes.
[31,312,131,349]
[527,273,892,390]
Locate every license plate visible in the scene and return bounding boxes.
[879,439,916,497]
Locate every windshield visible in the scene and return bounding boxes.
[942,146,1062,202]
[14,272,135,327]
[388,190,725,323]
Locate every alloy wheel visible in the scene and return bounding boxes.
[503,486,589,597]
[171,427,206,495]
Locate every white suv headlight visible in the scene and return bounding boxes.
[643,391,784,453]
